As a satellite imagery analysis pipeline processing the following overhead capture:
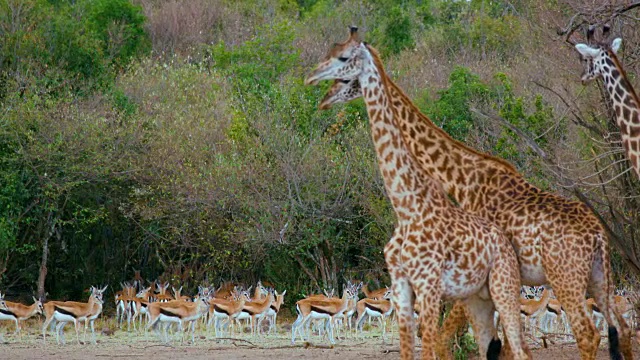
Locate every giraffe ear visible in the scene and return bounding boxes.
[611,38,622,54]
[575,44,599,58]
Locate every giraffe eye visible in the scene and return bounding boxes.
[337,57,349,62]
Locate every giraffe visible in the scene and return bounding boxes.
[310,31,631,360]
[575,25,640,179]
[305,27,530,360]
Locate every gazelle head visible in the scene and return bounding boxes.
[0,292,6,310]
[90,285,108,303]
[32,296,44,314]
[319,78,363,110]
[575,25,622,85]
[305,26,368,86]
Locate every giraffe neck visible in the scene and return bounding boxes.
[359,51,525,210]
[357,46,448,221]
[601,50,640,178]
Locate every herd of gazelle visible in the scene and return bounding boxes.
[0,281,635,348]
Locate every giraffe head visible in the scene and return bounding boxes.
[319,78,363,110]
[575,25,622,85]
[305,26,368,86]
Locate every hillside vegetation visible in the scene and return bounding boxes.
[1,0,639,304]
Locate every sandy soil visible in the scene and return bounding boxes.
[1,319,638,359]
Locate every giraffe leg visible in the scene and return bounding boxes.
[462,295,499,359]
[552,283,598,360]
[417,288,441,360]
[589,265,631,360]
[384,233,415,360]
[488,242,530,360]
[435,301,466,360]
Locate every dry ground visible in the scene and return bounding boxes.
[1,318,638,359]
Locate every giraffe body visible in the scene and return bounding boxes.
[314,33,631,360]
[306,28,529,360]
[576,34,640,180]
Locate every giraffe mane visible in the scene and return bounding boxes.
[608,49,640,109]
[363,44,519,175]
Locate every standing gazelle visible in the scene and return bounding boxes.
[0,295,44,338]
[42,285,107,345]
[291,286,355,344]
[146,295,211,344]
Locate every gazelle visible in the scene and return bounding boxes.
[155,282,173,302]
[237,289,274,337]
[42,285,107,345]
[520,286,551,336]
[208,287,249,337]
[258,289,286,335]
[172,286,192,302]
[362,284,388,300]
[355,290,394,341]
[146,295,211,344]
[0,295,43,337]
[291,286,354,344]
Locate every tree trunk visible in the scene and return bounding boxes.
[37,234,49,300]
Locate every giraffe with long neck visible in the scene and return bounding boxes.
[575,26,640,179]
[306,28,530,360]
[312,32,631,360]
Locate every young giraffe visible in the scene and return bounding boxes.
[312,32,631,360]
[575,25,640,179]
[306,27,529,360]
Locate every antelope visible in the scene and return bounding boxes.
[539,297,567,334]
[172,286,192,302]
[362,284,388,300]
[519,286,551,336]
[291,287,354,344]
[234,283,269,331]
[615,294,636,329]
[237,289,274,337]
[355,290,394,341]
[42,285,107,345]
[129,286,155,330]
[155,282,173,302]
[208,286,249,337]
[0,295,43,337]
[146,295,211,344]
[258,289,286,335]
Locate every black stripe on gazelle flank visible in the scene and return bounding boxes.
[364,302,383,314]
[270,305,278,312]
[546,305,560,315]
[213,305,229,316]
[309,305,333,315]
[159,308,182,318]
[241,308,256,315]
[0,308,17,318]
[54,306,77,318]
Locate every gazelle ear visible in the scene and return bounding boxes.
[575,44,600,58]
[611,38,622,54]
[101,285,108,292]
[33,296,38,303]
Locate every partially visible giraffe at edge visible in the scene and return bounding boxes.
[315,36,631,360]
[575,25,640,180]
[305,27,530,360]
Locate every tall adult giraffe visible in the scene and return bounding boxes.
[575,26,640,179]
[310,30,631,360]
[305,28,529,360]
